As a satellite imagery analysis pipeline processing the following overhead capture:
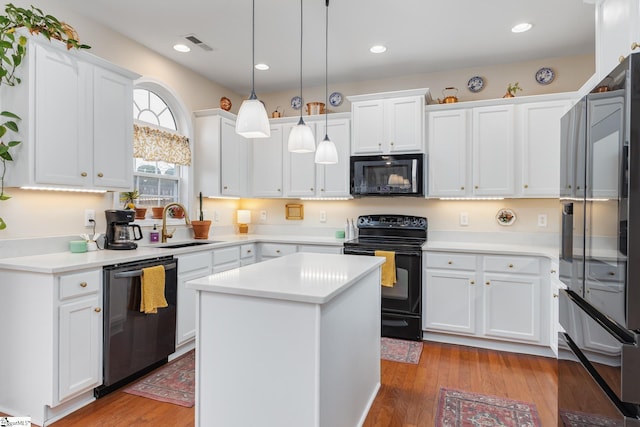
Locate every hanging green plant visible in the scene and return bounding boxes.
[0,3,90,229]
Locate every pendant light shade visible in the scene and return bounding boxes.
[288,0,315,153]
[236,0,270,139]
[315,0,338,164]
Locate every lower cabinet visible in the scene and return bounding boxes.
[258,243,298,261]
[240,244,257,266]
[424,251,549,348]
[213,246,241,272]
[176,251,213,346]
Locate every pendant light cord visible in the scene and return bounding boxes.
[299,0,304,121]
[325,0,329,134]
[250,0,256,99]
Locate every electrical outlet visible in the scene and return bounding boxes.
[260,210,267,222]
[459,212,469,226]
[213,210,220,222]
[84,209,95,227]
[319,211,327,222]
[538,214,548,227]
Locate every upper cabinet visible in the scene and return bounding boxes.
[427,93,576,199]
[348,89,429,155]
[2,34,139,191]
[596,0,640,80]
[251,124,284,198]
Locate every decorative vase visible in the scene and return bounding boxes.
[151,207,164,219]
[191,220,212,239]
[503,91,515,98]
[134,207,147,219]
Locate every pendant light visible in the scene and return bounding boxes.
[288,0,316,153]
[236,0,270,139]
[315,0,338,164]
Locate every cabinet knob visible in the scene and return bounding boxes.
[310,188,314,191]
[223,186,228,190]
[609,272,615,276]
[568,185,572,189]
[553,293,559,298]
[81,172,87,177]
[247,249,252,254]
[474,185,479,189]
[524,184,528,189]
[620,55,626,63]
[97,172,104,178]
[447,261,453,265]
[80,282,88,288]
[485,281,490,286]
[576,186,581,190]
[276,250,281,253]
[277,188,281,192]
[470,280,475,285]
[94,307,102,313]
[551,269,556,274]
[321,188,325,192]
[508,264,514,268]
[390,141,394,146]
[378,142,382,147]
[632,42,640,51]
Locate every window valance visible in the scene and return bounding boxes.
[133,123,191,166]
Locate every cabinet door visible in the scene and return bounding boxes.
[351,100,384,154]
[424,270,477,334]
[483,273,541,343]
[519,101,571,197]
[176,252,212,346]
[385,96,424,153]
[596,0,640,80]
[34,43,90,187]
[58,294,102,401]
[472,105,515,196]
[316,119,351,197]
[283,122,316,198]
[427,109,469,197]
[194,114,222,197]
[252,125,283,197]
[221,117,248,196]
[93,66,134,189]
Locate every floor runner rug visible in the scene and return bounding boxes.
[123,350,195,407]
[436,388,542,427]
[560,409,623,427]
[380,337,423,364]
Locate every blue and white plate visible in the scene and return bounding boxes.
[467,76,484,93]
[535,67,555,85]
[291,96,302,110]
[329,91,343,107]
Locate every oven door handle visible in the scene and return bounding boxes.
[344,248,422,257]
[113,262,177,279]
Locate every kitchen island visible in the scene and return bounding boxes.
[186,252,384,427]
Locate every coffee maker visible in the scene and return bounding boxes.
[105,209,143,250]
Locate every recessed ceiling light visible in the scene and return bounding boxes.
[511,22,533,33]
[173,43,191,53]
[255,63,270,71]
[369,45,387,54]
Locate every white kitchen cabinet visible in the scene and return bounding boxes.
[240,243,257,266]
[349,89,427,155]
[518,100,572,197]
[283,116,351,198]
[3,34,138,191]
[595,0,640,81]
[259,243,297,261]
[220,117,248,197]
[57,269,103,403]
[424,251,549,349]
[176,251,213,346]
[251,124,283,197]
[213,246,241,272]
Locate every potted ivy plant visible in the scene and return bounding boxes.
[0,3,90,229]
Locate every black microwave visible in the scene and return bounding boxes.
[350,153,425,197]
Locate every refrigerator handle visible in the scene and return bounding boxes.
[561,202,573,261]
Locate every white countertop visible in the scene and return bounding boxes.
[186,252,384,304]
[423,241,558,259]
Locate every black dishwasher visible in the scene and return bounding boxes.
[95,256,178,397]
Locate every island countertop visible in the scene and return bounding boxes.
[186,252,384,304]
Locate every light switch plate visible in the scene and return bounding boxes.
[84,209,95,227]
[319,211,327,222]
[460,212,469,226]
[538,214,548,227]
[260,210,267,222]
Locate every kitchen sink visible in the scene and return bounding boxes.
[158,241,221,249]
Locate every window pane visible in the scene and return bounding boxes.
[138,110,159,126]
[133,89,149,111]
[158,109,177,130]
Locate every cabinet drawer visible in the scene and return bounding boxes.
[426,253,476,270]
[587,260,625,282]
[240,244,256,259]
[178,251,212,274]
[59,270,101,300]
[261,243,297,257]
[214,246,240,266]
[483,255,540,274]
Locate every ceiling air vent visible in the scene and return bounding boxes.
[183,34,213,52]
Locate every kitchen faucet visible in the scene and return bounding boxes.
[161,202,191,243]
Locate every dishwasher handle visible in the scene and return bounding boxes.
[113,262,177,279]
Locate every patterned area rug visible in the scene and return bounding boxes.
[123,350,195,407]
[436,388,542,427]
[380,337,423,364]
[560,409,623,426]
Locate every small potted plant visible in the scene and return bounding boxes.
[191,192,211,239]
[503,82,522,98]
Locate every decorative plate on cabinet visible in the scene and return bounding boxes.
[535,67,555,85]
[329,91,343,107]
[496,208,516,226]
[467,76,485,92]
[290,96,302,110]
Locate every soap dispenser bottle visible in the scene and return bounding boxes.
[149,224,159,243]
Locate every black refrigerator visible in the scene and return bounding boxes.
[558,53,640,425]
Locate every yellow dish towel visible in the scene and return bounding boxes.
[140,265,168,314]
[375,250,396,287]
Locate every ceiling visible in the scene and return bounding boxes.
[61,0,596,95]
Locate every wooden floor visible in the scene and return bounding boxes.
[35,340,556,426]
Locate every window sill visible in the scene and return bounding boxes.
[135,218,191,227]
